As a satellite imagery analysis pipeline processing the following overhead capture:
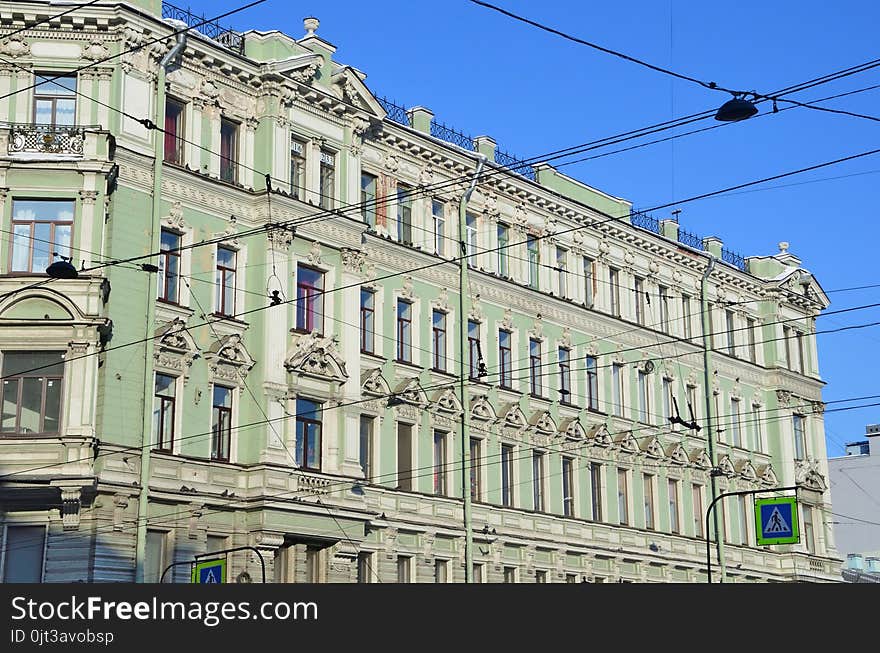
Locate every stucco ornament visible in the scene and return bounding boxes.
[285,331,348,382]
[0,37,30,57]
[82,37,110,61]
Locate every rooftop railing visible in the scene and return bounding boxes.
[161,2,245,54]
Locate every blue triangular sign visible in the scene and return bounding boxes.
[763,506,791,534]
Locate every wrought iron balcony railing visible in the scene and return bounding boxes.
[7,123,85,155]
[161,1,245,55]
[630,210,661,235]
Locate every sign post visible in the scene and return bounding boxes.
[191,557,227,584]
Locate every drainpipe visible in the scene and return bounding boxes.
[134,23,187,583]
[700,255,727,582]
[459,154,486,583]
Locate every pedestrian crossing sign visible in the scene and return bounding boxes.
[191,558,227,584]
[754,496,800,545]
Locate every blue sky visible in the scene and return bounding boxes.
[184,0,880,456]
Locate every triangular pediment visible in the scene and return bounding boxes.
[588,423,613,447]
[642,436,665,459]
[616,431,639,453]
[561,418,587,440]
[284,331,348,383]
[155,317,197,355]
[758,464,779,487]
[471,395,496,421]
[530,410,557,435]
[716,455,736,477]
[737,459,758,482]
[795,460,827,491]
[431,387,462,414]
[667,442,689,466]
[362,367,391,396]
[331,65,386,118]
[776,268,830,309]
[501,403,528,430]
[691,448,713,469]
[393,377,429,407]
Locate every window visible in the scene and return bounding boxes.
[164,97,185,165]
[34,74,76,126]
[11,199,73,274]
[527,235,539,289]
[145,530,168,583]
[306,546,324,583]
[357,552,373,583]
[562,456,575,517]
[501,444,514,507]
[294,398,322,471]
[215,246,236,316]
[668,480,680,534]
[535,570,547,583]
[558,348,572,403]
[359,415,373,481]
[206,534,229,555]
[643,474,655,530]
[432,310,447,371]
[566,574,578,583]
[726,310,736,356]
[634,276,645,325]
[783,326,793,369]
[692,484,703,538]
[396,556,411,583]
[497,223,510,276]
[556,247,567,297]
[295,265,324,333]
[682,294,693,339]
[802,505,815,553]
[687,385,698,423]
[737,495,749,545]
[1,351,63,435]
[465,213,477,261]
[319,149,335,209]
[152,373,176,451]
[396,300,412,363]
[290,138,306,199]
[434,559,448,583]
[396,184,413,244]
[503,566,517,583]
[158,228,181,303]
[470,438,482,502]
[397,423,413,490]
[2,525,45,582]
[612,363,623,417]
[529,339,543,396]
[609,267,621,317]
[793,414,807,460]
[498,330,513,389]
[746,317,757,363]
[473,563,484,583]
[590,463,603,522]
[361,172,378,227]
[662,377,673,427]
[617,468,629,525]
[659,286,670,332]
[360,289,375,354]
[583,256,595,306]
[532,452,545,512]
[638,370,650,423]
[432,200,446,255]
[585,356,599,411]
[730,398,742,447]
[433,431,447,495]
[796,330,806,374]
[219,117,238,183]
[753,403,764,452]
[468,320,481,379]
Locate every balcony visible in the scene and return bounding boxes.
[1,123,113,160]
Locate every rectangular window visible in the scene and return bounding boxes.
[306,546,324,583]
[361,172,377,227]
[527,236,539,289]
[219,117,238,184]
[359,415,373,482]
[290,138,306,199]
[535,570,547,583]
[585,356,599,411]
[638,370,650,423]
[687,385,698,423]
[319,149,335,210]
[465,212,478,262]
[659,285,670,332]
[215,246,236,316]
[360,289,375,354]
[693,484,703,538]
[11,199,74,275]
[730,398,742,447]
[783,326,793,369]
[396,300,412,363]
[34,74,76,126]
[501,444,514,507]
[145,530,168,584]
[803,505,815,553]
[470,438,482,502]
[609,267,621,317]
[668,479,680,534]
[793,414,807,460]
[533,452,545,512]
[357,552,373,583]
[566,574,578,583]
[662,377,673,427]
[211,385,232,461]
[295,265,324,333]
[634,276,645,325]
[499,330,513,389]
[473,563,484,583]
[152,373,176,451]
[612,363,623,417]
[529,338,543,397]
[796,330,806,374]
[737,495,749,545]
[726,310,736,356]
[396,556,411,583]
[1,351,64,435]
[3,525,45,582]
[503,566,517,583]
[746,317,757,363]
[397,184,413,244]
[583,256,595,307]
[164,97,185,165]
[433,430,447,496]
[397,423,413,491]
[295,398,322,471]
[556,247,567,297]
[753,403,764,452]
[432,310,447,372]
[643,474,655,530]
[468,320,481,379]
[432,200,446,255]
[590,463,603,522]
[434,559,448,583]
[617,468,629,525]
[497,223,510,276]
[682,294,693,339]
[562,456,575,517]
[158,228,181,303]
[558,347,572,403]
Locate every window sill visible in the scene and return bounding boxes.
[529,393,550,402]
[430,368,457,378]
[394,359,422,370]
[560,400,579,409]
[292,328,324,337]
[586,406,606,416]
[361,350,385,361]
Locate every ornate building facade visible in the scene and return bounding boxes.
[0,0,839,583]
